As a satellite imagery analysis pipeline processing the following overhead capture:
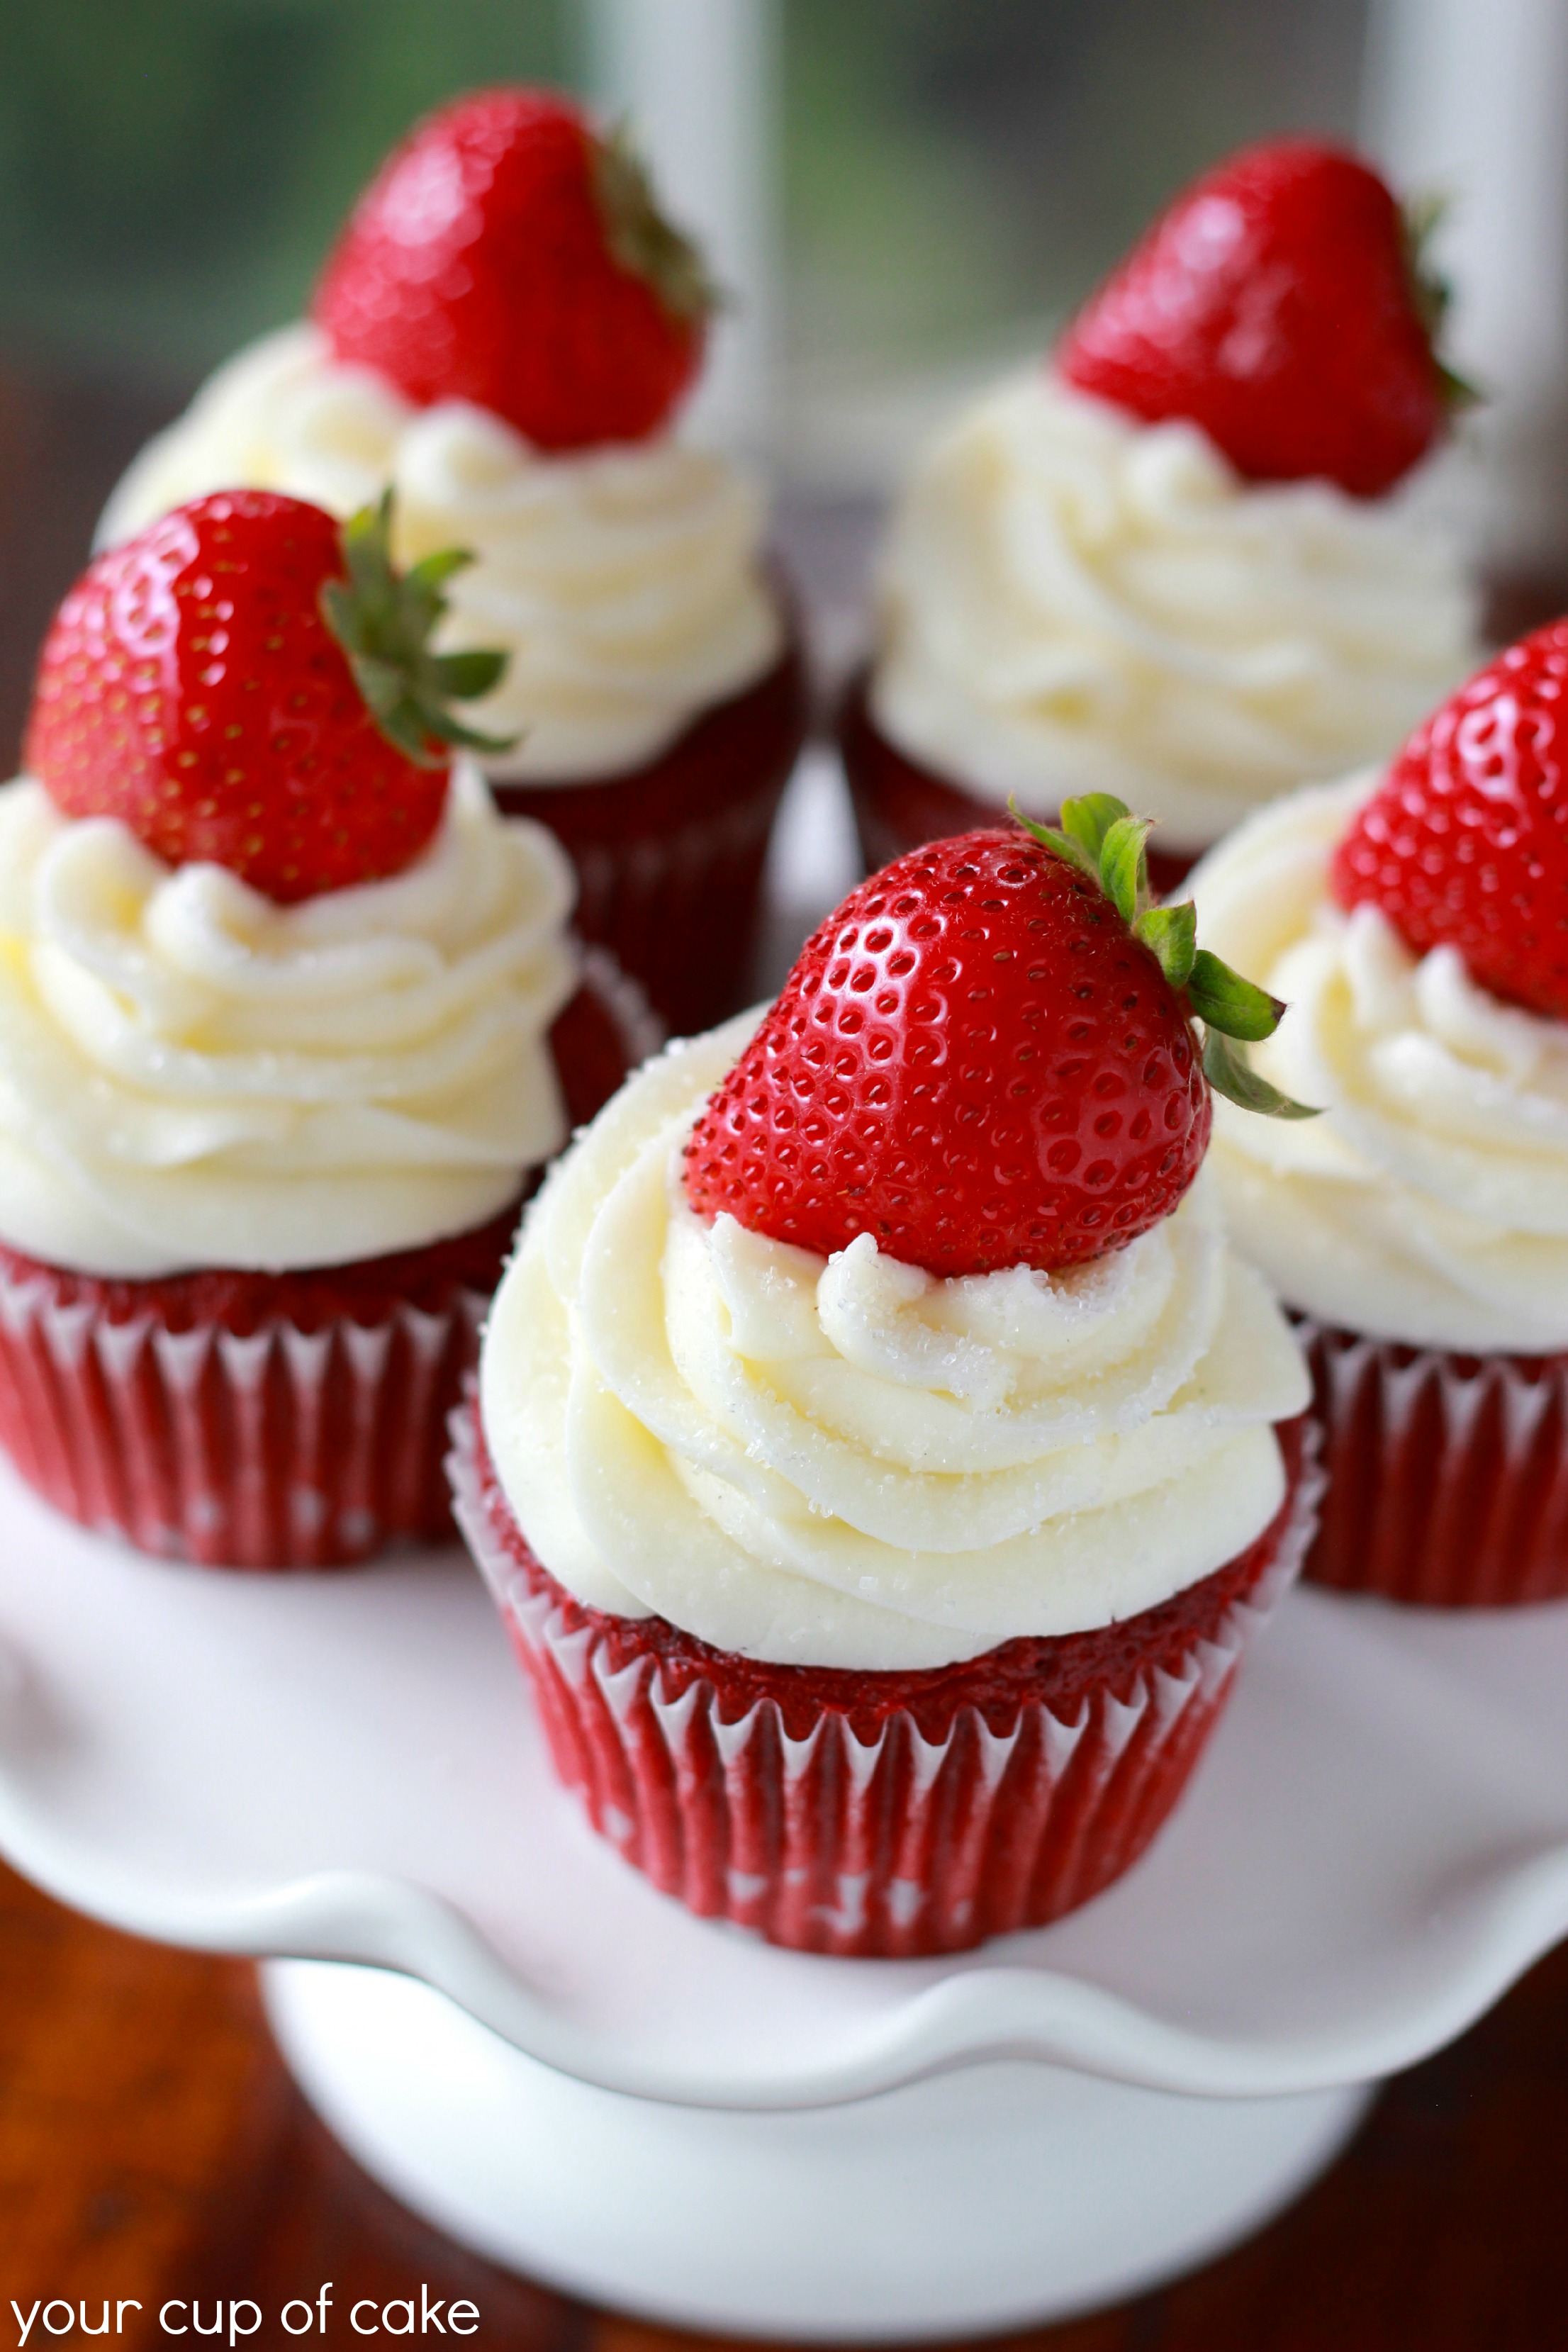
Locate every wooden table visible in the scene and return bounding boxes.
[1,1853,1565,2351]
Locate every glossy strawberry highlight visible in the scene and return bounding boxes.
[313,87,713,452]
[1332,619,1568,1019]
[1058,138,1454,498]
[685,830,1211,1279]
[25,489,506,905]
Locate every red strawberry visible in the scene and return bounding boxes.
[313,88,715,453]
[1058,139,1459,498]
[25,487,511,905]
[1332,621,1568,1019]
[684,807,1307,1280]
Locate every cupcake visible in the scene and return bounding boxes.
[96,88,807,1039]
[0,488,654,1571]
[844,139,1480,890]
[1189,621,1568,1606]
[452,807,1316,1956]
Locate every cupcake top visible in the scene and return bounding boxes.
[1192,628,1568,1354]
[0,763,575,1278]
[9,488,583,1277]
[96,90,783,783]
[868,139,1481,850]
[99,325,783,784]
[481,817,1309,1669]
[872,373,1476,849]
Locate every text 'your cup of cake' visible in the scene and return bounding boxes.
[452,796,1321,1956]
[97,87,810,1039]
[843,138,1482,890]
[0,487,654,1571]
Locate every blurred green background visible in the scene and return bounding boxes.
[0,0,1368,433]
[0,0,1372,741]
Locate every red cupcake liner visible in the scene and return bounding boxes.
[0,955,657,1572]
[452,1407,1318,1956]
[1298,1318,1568,1605]
[838,669,1198,900]
[493,636,810,1038]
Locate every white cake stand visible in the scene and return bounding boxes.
[4,1447,1568,2338]
[7,759,1568,2336]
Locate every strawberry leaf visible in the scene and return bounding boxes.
[1007,799,1097,878]
[432,649,509,698]
[1436,358,1483,413]
[404,547,474,595]
[418,707,520,756]
[345,651,403,718]
[1014,790,1314,1122]
[593,121,721,325]
[1202,1029,1319,1120]
[1099,814,1152,926]
[1187,948,1285,1042]
[1134,900,1197,988]
[1058,793,1131,866]
[1403,188,1484,415]
[320,492,518,765]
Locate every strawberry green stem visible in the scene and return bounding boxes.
[1401,189,1483,414]
[1012,793,1319,1121]
[593,121,721,325]
[319,491,519,768]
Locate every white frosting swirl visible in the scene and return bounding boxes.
[0,762,579,1277]
[97,324,784,782]
[1190,773,1568,1351]
[871,373,1479,851]
[481,1014,1309,1669]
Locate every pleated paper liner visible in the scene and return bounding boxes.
[837,669,1199,900]
[452,1406,1319,1958]
[1299,1318,1568,1605]
[0,952,660,1572]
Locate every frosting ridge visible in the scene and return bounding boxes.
[871,372,1479,849]
[0,761,578,1276]
[481,1016,1308,1669]
[97,324,783,781]
[1191,772,1568,1349]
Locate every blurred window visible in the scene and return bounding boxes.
[2,0,1371,438]
[0,0,571,388]
[782,0,1370,486]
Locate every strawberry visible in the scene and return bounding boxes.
[1331,620,1568,1019]
[313,87,715,453]
[684,801,1311,1280]
[1058,139,1464,499]
[25,487,513,905]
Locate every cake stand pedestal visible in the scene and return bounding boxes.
[2,1455,1567,2336]
[264,1960,1366,2337]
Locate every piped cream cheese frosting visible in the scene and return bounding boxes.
[0,759,578,1277]
[96,323,784,783]
[871,372,1479,850]
[480,1013,1309,1670]
[1190,773,1568,1352]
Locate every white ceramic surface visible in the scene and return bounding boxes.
[264,1958,1370,2340]
[3,1444,1568,2112]
[3,746,1561,2331]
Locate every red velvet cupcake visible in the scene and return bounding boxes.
[1189,623,1568,1606]
[492,630,808,1041]
[0,488,656,1570]
[97,89,807,1036]
[456,812,1317,1953]
[843,140,1477,881]
[454,1403,1314,1956]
